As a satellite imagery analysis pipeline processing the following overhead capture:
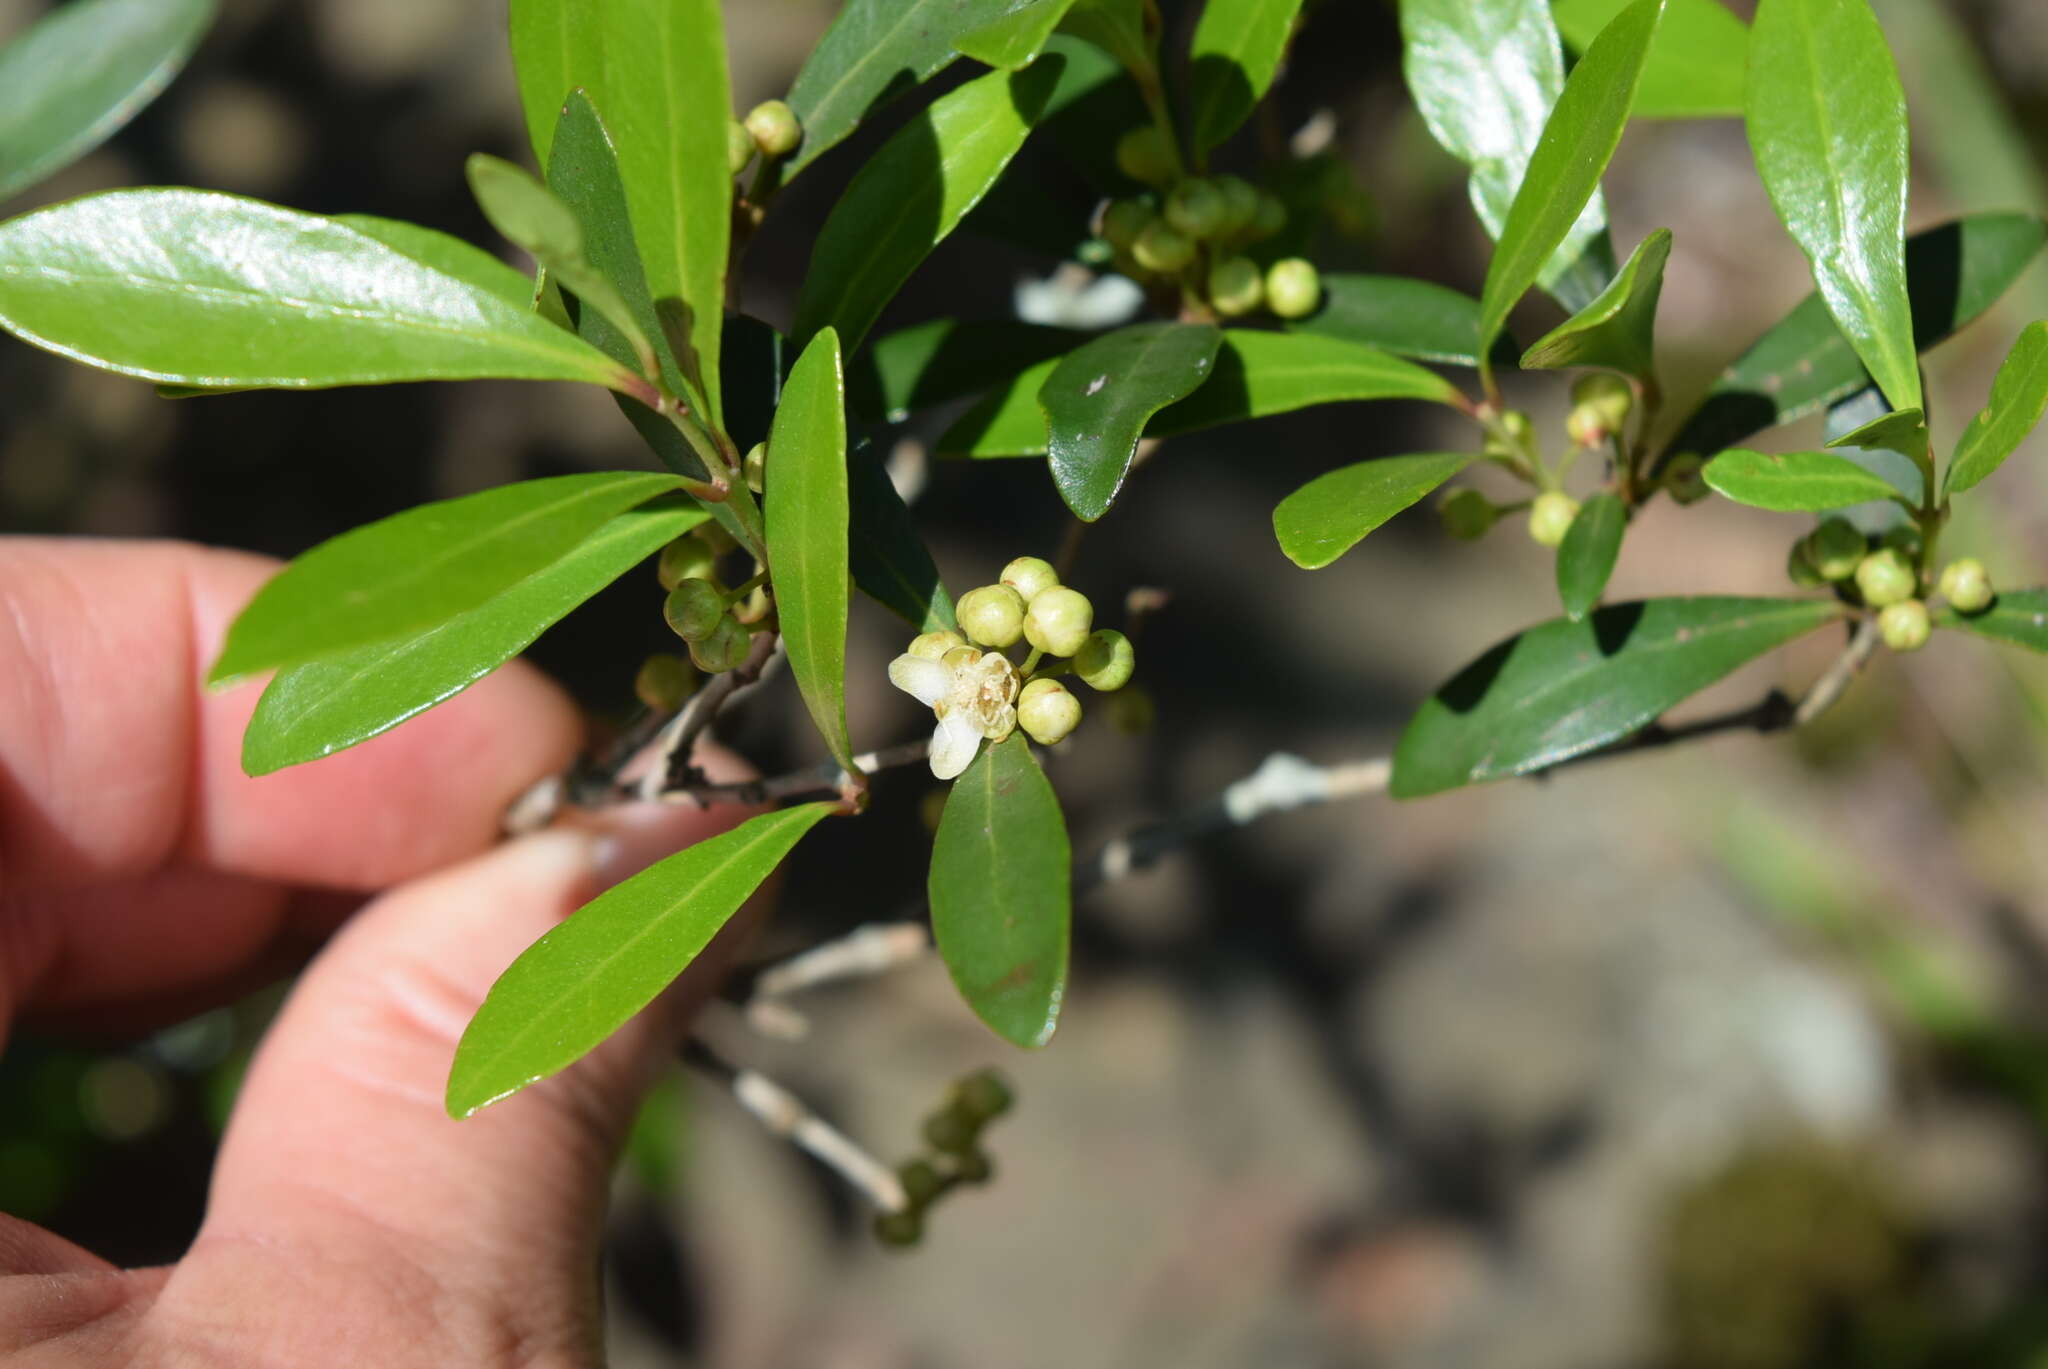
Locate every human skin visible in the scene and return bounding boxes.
[0,538,751,1366]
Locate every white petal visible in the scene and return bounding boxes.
[888,654,950,707]
[929,714,983,780]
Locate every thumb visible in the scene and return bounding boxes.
[162,798,758,1362]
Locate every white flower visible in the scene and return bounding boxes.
[888,646,1020,780]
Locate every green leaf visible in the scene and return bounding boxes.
[1401,0,1609,295]
[1391,596,1846,798]
[1703,447,1912,511]
[1050,0,1153,84]
[929,734,1070,1049]
[1946,321,2048,499]
[208,471,680,686]
[793,62,1062,356]
[1187,0,1306,153]
[1556,491,1627,620]
[958,0,1084,69]
[448,802,837,1116]
[508,0,600,170]
[766,328,858,776]
[0,190,636,393]
[1554,0,1746,119]
[243,498,705,775]
[1290,273,1500,368]
[1273,453,1473,569]
[849,319,1086,423]
[1824,404,1927,467]
[332,214,537,310]
[784,0,1023,178]
[1520,228,1671,377]
[1746,0,1920,415]
[1039,321,1223,520]
[1934,587,2048,653]
[0,0,215,202]
[1661,214,2047,461]
[1478,0,1666,353]
[849,442,956,634]
[1820,385,1923,517]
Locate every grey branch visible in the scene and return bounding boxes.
[632,631,785,803]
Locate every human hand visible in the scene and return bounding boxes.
[0,537,750,1366]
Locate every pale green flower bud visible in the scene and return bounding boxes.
[1248,191,1287,240]
[1483,410,1534,462]
[1565,404,1609,450]
[726,119,754,176]
[1805,517,1865,582]
[1878,598,1931,652]
[957,584,1027,648]
[898,1159,944,1207]
[657,536,717,590]
[1264,257,1322,319]
[999,556,1059,605]
[940,642,983,672]
[1662,452,1709,505]
[1439,487,1498,540]
[1132,219,1195,274]
[1164,178,1228,239]
[1527,491,1580,548]
[1207,256,1264,317]
[1114,125,1175,187]
[1074,629,1134,691]
[694,521,737,555]
[1571,373,1634,429]
[1017,678,1082,745]
[664,578,726,641]
[872,1209,923,1248]
[954,1068,1013,1121]
[1099,197,1153,250]
[1855,548,1916,607]
[1024,585,1093,656]
[743,441,766,494]
[744,99,802,159]
[1786,538,1826,589]
[634,652,697,712]
[908,629,966,660]
[1213,174,1260,237]
[689,613,751,672]
[922,1106,978,1154]
[1938,557,1993,613]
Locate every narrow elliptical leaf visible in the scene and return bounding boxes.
[1038,321,1223,519]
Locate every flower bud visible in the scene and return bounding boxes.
[657,536,717,590]
[954,1069,1014,1121]
[1075,628,1135,691]
[1881,523,1924,562]
[999,556,1059,605]
[1439,487,1498,540]
[1132,219,1195,274]
[872,1209,923,1248]
[664,578,726,641]
[689,614,752,673]
[1805,517,1865,582]
[1248,191,1287,240]
[1527,491,1580,548]
[1854,548,1916,607]
[1017,678,1082,744]
[1571,373,1634,430]
[1662,452,1709,505]
[1786,538,1826,589]
[957,584,1027,648]
[743,99,802,159]
[1878,598,1931,652]
[941,644,982,673]
[1099,197,1153,250]
[1264,257,1322,319]
[743,441,766,494]
[1164,178,1228,239]
[694,521,737,555]
[1483,409,1534,461]
[726,119,754,176]
[1114,125,1175,187]
[898,1159,944,1207]
[922,1106,979,1155]
[908,629,966,660]
[1207,256,1264,317]
[952,1148,994,1184]
[1938,557,1993,613]
[634,653,697,712]
[1213,174,1260,237]
[1024,585,1093,656]
[1565,404,1609,450]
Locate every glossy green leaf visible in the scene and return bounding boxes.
[1391,596,1846,798]
[0,190,635,393]
[1703,447,1912,511]
[1746,0,1919,415]
[849,319,1086,423]
[1291,273,1501,368]
[208,471,680,686]
[1039,321,1223,520]
[0,0,215,201]
[766,328,858,776]
[1554,0,1746,119]
[1934,587,2048,653]
[1946,321,2048,498]
[1273,453,1473,569]
[449,802,836,1116]
[1661,214,2048,461]
[784,0,1022,177]
[958,0,1083,69]
[244,498,705,775]
[1556,491,1627,620]
[332,214,537,310]
[1824,405,1928,480]
[1049,0,1152,83]
[1188,0,1306,152]
[1520,228,1670,377]
[1478,0,1666,353]
[1401,0,1608,294]
[849,442,956,634]
[929,734,1070,1049]
[508,0,600,169]
[1818,386,1922,520]
[794,62,1061,356]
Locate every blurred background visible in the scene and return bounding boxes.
[8,0,2048,1364]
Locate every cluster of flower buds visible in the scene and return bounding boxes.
[658,523,762,674]
[1564,373,1634,449]
[888,557,1138,779]
[1786,518,1995,652]
[872,1069,1014,1248]
[728,99,802,177]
